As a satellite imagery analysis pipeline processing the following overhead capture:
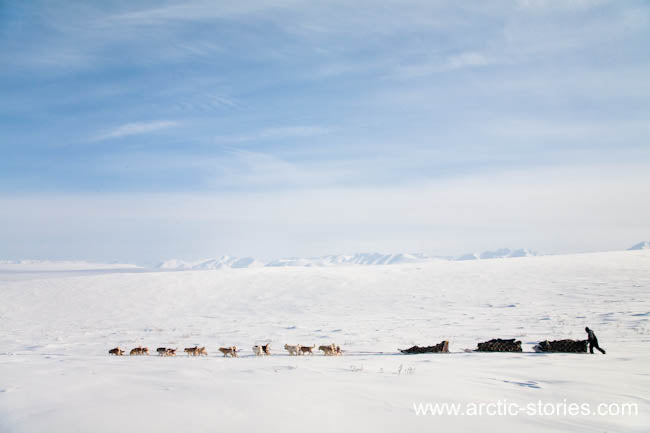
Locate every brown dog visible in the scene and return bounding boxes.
[318,344,338,356]
[218,346,238,357]
[130,346,148,356]
[184,346,199,356]
[157,347,177,356]
[299,345,315,355]
[108,347,124,356]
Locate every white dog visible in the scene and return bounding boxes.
[284,344,301,356]
[252,345,265,356]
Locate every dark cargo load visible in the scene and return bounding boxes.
[476,338,522,352]
[534,339,588,353]
[399,340,449,354]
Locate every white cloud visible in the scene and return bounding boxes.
[445,52,490,70]
[1,163,649,262]
[484,118,650,141]
[515,0,613,11]
[105,1,302,25]
[215,126,330,143]
[393,51,493,79]
[93,121,179,141]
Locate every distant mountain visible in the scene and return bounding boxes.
[157,256,262,270]
[628,241,650,250]
[266,252,430,267]
[7,243,643,273]
[158,253,431,270]
[456,248,538,261]
[157,249,546,270]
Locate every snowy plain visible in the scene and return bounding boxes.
[1,250,649,432]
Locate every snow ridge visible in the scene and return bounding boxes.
[9,243,646,272]
[457,248,539,261]
[265,252,430,267]
[157,256,262,270]
[628,241,650,250]
[157,249,542,270]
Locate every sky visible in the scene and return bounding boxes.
[1,0,649,264]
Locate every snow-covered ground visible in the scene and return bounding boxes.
[1,250,649,432]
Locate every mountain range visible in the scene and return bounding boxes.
[157,249,539,270]
[157,242,649,270]
[4,243,646,272]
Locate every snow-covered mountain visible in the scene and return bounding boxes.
[266,252,430,267]
[159,253,431,270]
[456,248,538,261]
[628,241,650,250]
[4,244,645,273]
[157,256,262,270]
[157,249,547,270]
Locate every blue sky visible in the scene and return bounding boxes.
[1,0,649,263]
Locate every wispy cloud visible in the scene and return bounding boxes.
[215,126,330,143]
[2,0,650,262]
[394,51,493,78]
[515,0,613,11]
[445,52,491,70]
[485,118,650,141]
[104,1,290,25]
[93,121,180,141]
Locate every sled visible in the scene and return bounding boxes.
[476,338,522,352]
[533,339,588,353]
[399,340,449,354]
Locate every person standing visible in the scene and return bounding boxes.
[585,327,606,354]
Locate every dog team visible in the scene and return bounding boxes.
[284,343,342,356]
[108,342,342,357]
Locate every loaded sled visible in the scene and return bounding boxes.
[533,339,588,353]
[399,340,449,354]
[476,338,522,352]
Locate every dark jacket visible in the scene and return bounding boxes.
[585,327,598,343]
